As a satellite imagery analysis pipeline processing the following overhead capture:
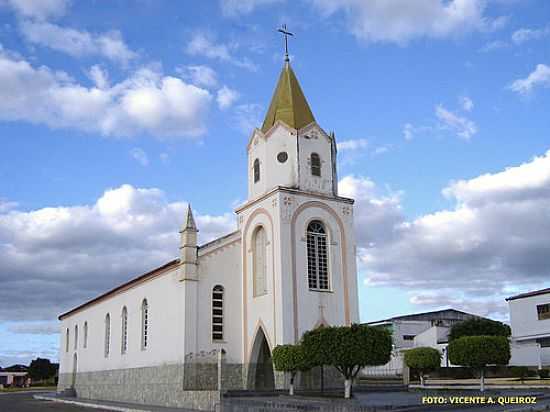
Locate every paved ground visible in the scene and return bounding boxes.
[354,389,550,411]
[0,391,111,411]
[4,389,550,411]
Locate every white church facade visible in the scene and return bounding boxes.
[57,60,360,409]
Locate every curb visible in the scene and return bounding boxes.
[33,394,154,412]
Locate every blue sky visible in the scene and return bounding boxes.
[1,0,550,366]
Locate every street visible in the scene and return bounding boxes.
[0,392,110,412]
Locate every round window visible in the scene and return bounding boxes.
[277,152,288,163]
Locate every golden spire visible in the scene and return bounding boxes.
[261,61,316,133]
[261,25,315,133]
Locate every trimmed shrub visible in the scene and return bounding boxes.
[301,324,392,398]
[449,318,511,342]
[448,336,510,392]
[272,344,310,395]
[404,347,441,386]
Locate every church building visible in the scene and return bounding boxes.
[57,56,360,409]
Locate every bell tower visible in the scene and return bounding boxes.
[237,31,359,366]
[247,60,338,200]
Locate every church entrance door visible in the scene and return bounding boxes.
[248,327,274,391]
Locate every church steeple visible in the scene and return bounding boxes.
[261,61,315,134]
[179,204,198,281]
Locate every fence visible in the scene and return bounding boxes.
[360,351,404,378]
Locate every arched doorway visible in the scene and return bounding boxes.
[71,353,77,388]
[248,327,274,390]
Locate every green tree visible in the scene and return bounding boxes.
[448,318,511,342]
[302,324,392,398]
[448,336,510,392]
[28,358,57,381]
[404,347,441,387]
[272,344,310,395]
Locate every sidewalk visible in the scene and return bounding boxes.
[33,393,200,412]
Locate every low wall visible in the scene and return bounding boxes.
[58,364,220,411]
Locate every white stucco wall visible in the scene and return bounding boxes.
[297,123,335,196]
[196,234,243,363]
[248,124,299,200]
[59,265,185,374]
[392,321,432,349]
[509,293,550,340]
[247,123,336,200]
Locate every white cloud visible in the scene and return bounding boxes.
[460,96,474,112]
[220,0,283,17]
[478,39,508,52]
[373,145,392,156]
[19,20,137,64]
[7,322,58,335]
[0,48,213,138]
[130,148,149,166]
[0,200,18,213]
[4,0,69,20]
[233,103,263,134]
[177,65,218,88]
[87,65,109,89]
[311,0,505,44]
[159,152,169,164]
[509,64,550,95]
[403,123,414,140]
[512,26,550,45]
[216,85,240,110]
[0,184,236,321]
[337,138,369,152]
[186,32,258,71]
[343,149,550,319]
[435,104,477,140]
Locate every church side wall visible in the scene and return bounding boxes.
[58,266,185,377]
[196,239,243,363]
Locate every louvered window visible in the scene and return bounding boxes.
[212,285,224,341]
[307,220,329,290]
[121,307,128,354]
[141,299,149,350]
[253,159,260,183]
[104,313,110,357]
[311,153,321,177]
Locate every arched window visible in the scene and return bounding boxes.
[83,322,88,349]
[104,313,110,357]
[74,325,78,350]
[212,285,224,341]
[121,307,128,354]
[65,328,69,352]
[311,153,321,176]
[253,159,260,183]
[306,220,329,290]
[141,299,149,350]
[253,226,267,296]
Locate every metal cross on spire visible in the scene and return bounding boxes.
[277,24,293,62]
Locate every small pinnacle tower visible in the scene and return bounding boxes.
[179,204,198,281]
